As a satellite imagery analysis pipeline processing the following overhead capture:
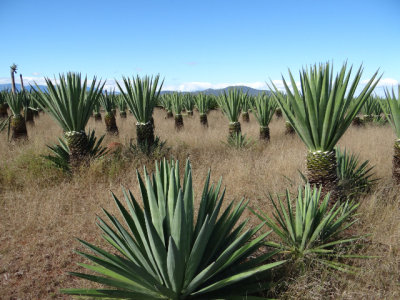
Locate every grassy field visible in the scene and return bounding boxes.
[0,108,399,299]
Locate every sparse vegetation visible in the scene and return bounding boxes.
[0,67,399,300]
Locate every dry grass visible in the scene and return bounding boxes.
[0,109,398,299]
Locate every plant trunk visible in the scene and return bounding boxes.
[11,115,27,140]
[24,108,35,125]
[229,122,241,136]
[352,116,363,127]
[306,150,339,201]
[242,111,250,122]
[259,126,270,141]
[200,113,208,127]
[65,131,89,171]
[285,121,295,135]
[275,108,282,118]
[175,114,183,130]
[285,121,296,135]
[136,121,155,149]
[0,104,8,118]
[363,115,373,123]
[393,140,400,184]
[94,113,102,122]
[119,111,127,118]
[187,110,193,116]
[105,112,118,135]
[112,108,117,116]
[166,111,173,119]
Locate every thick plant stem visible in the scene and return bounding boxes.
[352,116,364,127]
[285,121,295,135]
[119,111,127,118]
[306,150,339,201]
[0,104,7,118]
[229,122,241,136]
[136,121,155,149]
[94,113,102,122]
[393,140,400,184]
[105,112,119,135]
[200,113,208,127]
[187,110,193,116]
[24,108,35,125]
[175,114,183,130]
[242,111,250,122]
[11,115,27,140]
[166,111,173,119]
[259,126,270,141]
[363,115,373,123]
[275,108,282,118]
[65,131,89,171]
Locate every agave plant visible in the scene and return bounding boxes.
[381,85,400,183]
[272,91,295,135]
[117,75,163,149]
[44,129,108,172]
[184,93,195,116]
[194,93,210,127]
[336,147,377,198]
[93,101,102,122]
[208,95,219,110]
[23,91,37,125]
[252,93,277,141]
[116,94,127,118]
[100,90,119,135]
[0,90,8,118]
[275,107,282,118]
[254,184,364,273]
[217,89,242,136]
[224,132,254,150]
[171,92,185,130]
[5,91,28,140]
[299,146,377,201]
[269,62,380,199]
[61,159,285,299]
[32,72,104,170]
[241,92,250,122]
[362,95,382,123]
[160,94,173,119]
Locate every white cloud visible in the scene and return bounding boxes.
[361,77,398,88]
[0,76,47,86]
[32,72,40,76]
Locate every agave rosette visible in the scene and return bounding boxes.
[62,159,285,299]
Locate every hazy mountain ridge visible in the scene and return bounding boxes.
[0,83,46,92]
[0,84,271,96]
[161,86,271,96]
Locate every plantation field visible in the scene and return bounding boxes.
[0,109,399,299]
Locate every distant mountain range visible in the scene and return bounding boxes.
[0,83,46,92]
[0,83,270,96]
[162,86,271,96]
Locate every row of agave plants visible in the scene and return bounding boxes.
[1,63,399,190]
[0,62,399,297]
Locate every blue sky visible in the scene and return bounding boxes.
[0,0,399,93]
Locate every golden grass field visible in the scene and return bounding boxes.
[0,108,399,299]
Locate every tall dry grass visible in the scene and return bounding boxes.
[0,108,398,299]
